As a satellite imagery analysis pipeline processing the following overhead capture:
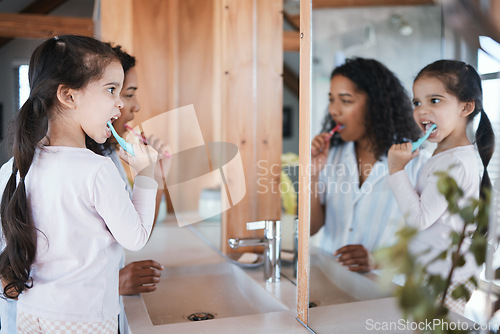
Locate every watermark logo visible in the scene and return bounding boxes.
[125,105,246,226]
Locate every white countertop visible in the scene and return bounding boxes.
[123,220,474,333]
[123,221,308,334]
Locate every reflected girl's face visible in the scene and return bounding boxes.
[412,76,469,150]
[328,75,368,143]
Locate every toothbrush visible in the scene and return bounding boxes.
[412,124,437,152]
[107,121,135,156]
[326,124,345,139]
[124,124,172,158]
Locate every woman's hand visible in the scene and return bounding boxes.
[387,142,419,175]
[119,260,164,295]
[311,133,331,175]
[334,244,374,273]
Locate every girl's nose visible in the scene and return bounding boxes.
[116,97,124,109]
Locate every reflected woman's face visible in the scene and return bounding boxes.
[328,75,368,143]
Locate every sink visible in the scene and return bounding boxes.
[142,262,288,325]
[308,250,394,307]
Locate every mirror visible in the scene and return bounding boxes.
[303,1,500,331]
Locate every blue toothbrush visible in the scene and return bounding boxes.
[412,124,437,152]
[107,121,135,156]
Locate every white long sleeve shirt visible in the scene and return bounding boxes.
[318,141,428,253]
[0,146,157,322]
[387,145,481,281]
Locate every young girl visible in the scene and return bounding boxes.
[387,59,495,314]
[0,35,158,333]
[310,58,427,272]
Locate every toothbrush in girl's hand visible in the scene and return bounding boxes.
[412,123,437,152]
[124,124,172,158]
[326,124,345,139]
[107,121,135,156]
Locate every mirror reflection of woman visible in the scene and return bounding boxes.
[310,57,428,272]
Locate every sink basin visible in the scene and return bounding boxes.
[308,250,394,307]
[142,262,288,325]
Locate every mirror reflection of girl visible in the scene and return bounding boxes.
[387,60,494,314]
[310,58,427,272]
[0,35,158,333]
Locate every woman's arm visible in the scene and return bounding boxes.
[310,173,326,236]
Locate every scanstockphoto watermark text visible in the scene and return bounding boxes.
[366,318,499,332]
[256,160,374,195]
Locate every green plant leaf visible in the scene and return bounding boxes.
[469,276,478,287]
[451,284,470,301]
[470,235,487,265]
[450,231,460,245]
[459,206,475,224]
[455,255,466,267]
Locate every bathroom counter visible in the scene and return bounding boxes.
[123,220,308,334]
[123,219,475,333]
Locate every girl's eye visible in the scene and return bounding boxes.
[430,98,440,104]
[413,100,421,107]
[107,87,115,94]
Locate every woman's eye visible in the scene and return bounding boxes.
[125,94,134,99]
[341,100,352,104]
[430,98,440,104]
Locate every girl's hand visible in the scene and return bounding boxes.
[119,144,158,178]
[388,142,419,175]
[311,133,331,175]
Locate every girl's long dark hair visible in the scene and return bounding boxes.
[321,57,421,160]
[0,35,118,299]
[415,60,495,198]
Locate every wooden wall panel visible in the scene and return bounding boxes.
[297,0,312,325]
[0,13,93,39]
[256,0,283,222]
[131,0,172,125]
[221,0,258,253]
[221,0,283,253]
[99,0,133,51]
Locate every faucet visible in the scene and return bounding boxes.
[228,220,281,283]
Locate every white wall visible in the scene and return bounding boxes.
[310,5,449,137]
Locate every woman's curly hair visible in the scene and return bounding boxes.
[321,57,421,160]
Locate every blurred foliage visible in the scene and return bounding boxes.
[280,153,298,215]
[375,168,490,334]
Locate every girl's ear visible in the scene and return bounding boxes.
[461,101,475,117]
[56,84,77,109]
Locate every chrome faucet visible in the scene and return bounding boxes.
[228,220,281,283]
